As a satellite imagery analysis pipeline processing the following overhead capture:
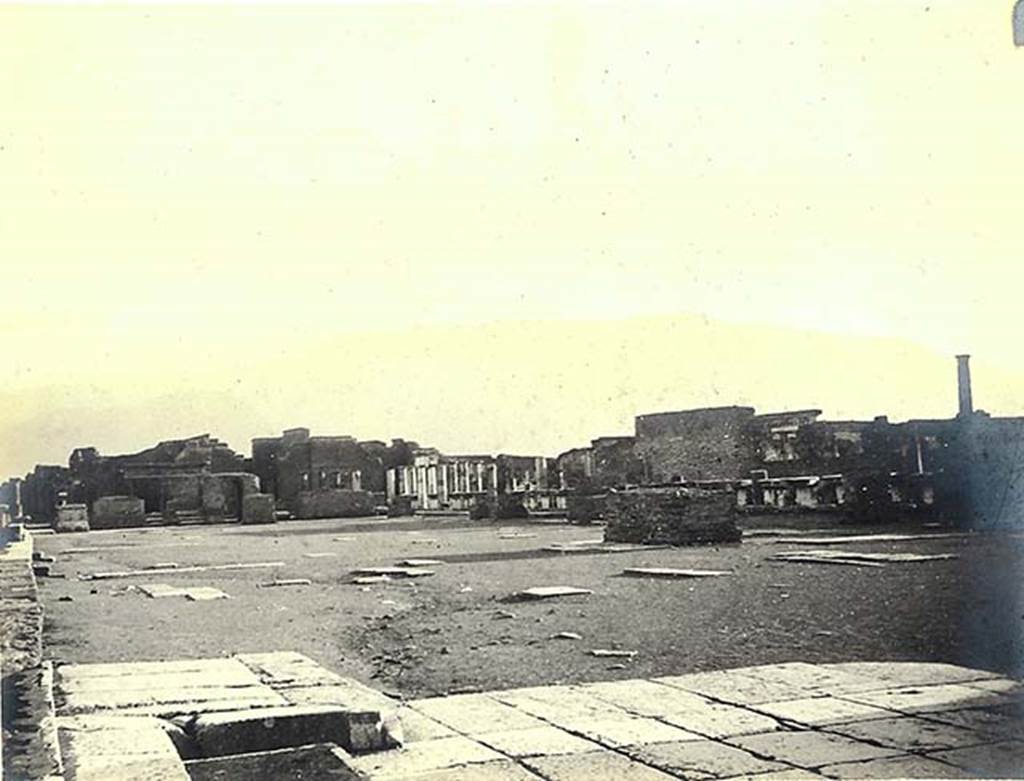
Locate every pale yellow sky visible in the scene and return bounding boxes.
[1,2,1022,477]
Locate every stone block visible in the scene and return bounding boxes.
[241,493,276,525]
[57,714,190,781]
[54,504,89,533]
[565,716,703,749]
[191,704,366,757]
[91,496,145,529]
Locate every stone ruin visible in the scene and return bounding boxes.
[603,487,741,545]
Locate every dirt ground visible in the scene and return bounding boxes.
[35,515,1024,699]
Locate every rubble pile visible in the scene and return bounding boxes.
[603,488,740,545]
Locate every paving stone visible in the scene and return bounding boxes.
[754,696,897,726]
[235,651,344,688]
[658,702,783,739]
[349,735,505,779]
[409,693,548,734]
[57,714,190,781]
[926,740,1024,777]
[723,771,824,780]
[58,664,260,694]
[57,683,287,717]
[392,706,460,743]
[841,683,1005,714]
[185,743,364,781]
[826,714,994,752]
[819,754,971,779]
[493,686,630,722]
[191,704,371,756]
[138,583,189,598]
[566,715,704,748]
[626,738,786,779]
[476,725,601,757]
[737,662,890,696]
[581,679,721,718]
[401,759,546,780]
[522,749,679,780]
[919,707,1024,741]
[655,670,822,705]
[824,662,1002,687]
[59,658,258,682]
[728,730,903,768]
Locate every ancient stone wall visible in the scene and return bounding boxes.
[634,407,755,482]
[91,496,146,529]
[295,489,381,519]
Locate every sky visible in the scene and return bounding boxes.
[1,2,1022,477]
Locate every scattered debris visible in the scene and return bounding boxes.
[259,578,312,588]
[331,537,355,542]
[772,533,969,546]
[514,586,594,600]
[80,561,285,580]
[622,567,732,579]
[550,632,582,640]
[458,585,473,593]
[304,552,338,559]
[352,567,435,579]
[151,562,179,569]
[589,649,637,658]
[409,539,439,545]
[57,595,74,602]
[493,610,516,620]
[607,663,628,670]
[400,559,443,567]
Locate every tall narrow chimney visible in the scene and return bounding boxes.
[956,354,973,417]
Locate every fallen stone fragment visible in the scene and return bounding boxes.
[772,532,968,546]
[589,649,637,658]
[259,579,312,588]
[353,576,390,585]
[352,567,435,578]
[622,567,732,578]
[550,632,582,640]
[152,562,179,569]
[515,586,593,600]
[769,550,958,567]
[186,587,230,601]
[400,559,443,567]
[80,561,285,580]
[304,552,338,559]
[138,583,189,599]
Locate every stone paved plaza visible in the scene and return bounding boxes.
[50,653,1024,779]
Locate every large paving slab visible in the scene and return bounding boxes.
[625,738,787,779]
[726,729,906,768]
[57,714,190,781]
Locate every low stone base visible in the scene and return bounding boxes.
[241,493,276,525]
[604,488,740,545]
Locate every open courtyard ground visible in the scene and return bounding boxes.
[34,515,1024,700]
